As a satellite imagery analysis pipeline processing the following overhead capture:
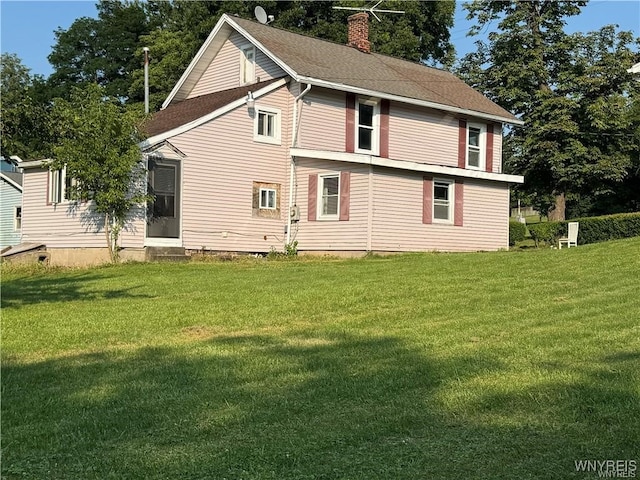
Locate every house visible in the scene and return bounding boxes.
[0,170,23,250]
[19,12,523,265]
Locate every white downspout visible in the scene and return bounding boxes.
[287,83,312,246]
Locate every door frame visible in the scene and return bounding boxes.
[144,155,183,248]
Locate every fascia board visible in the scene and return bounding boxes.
[19,159,52,169]
[162,18,234,109]
[290,148,525,184]
[0,173,23,191]
[297,76,524,126]
[141,77,289,149]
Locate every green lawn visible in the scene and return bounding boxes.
[2,239,639,479]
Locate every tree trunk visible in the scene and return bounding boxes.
[104,213,115,263]
[547,192,566,221]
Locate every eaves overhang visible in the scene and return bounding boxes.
[290,148,525,184]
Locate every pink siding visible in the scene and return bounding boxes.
[491,124,503,174]
[370,168,509,252]
[293,159,368,251]
[297,89,346,152]
[388,103,459,167]
[21,168,143,248]
[188,32,286,99]
[168,84,293,252]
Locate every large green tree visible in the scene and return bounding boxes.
[0,53,51,159]
[47,0,150,101]
[50,83,148,262]
[459,0,639,220]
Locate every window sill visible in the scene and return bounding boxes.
[465,164,485,171]
[254,135,281,146]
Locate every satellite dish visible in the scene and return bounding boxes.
[254,6,268,24]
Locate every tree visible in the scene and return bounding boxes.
[0,53,51,159]
[50,83,148,262]
[459,1,639,220]
[47,0,150,102]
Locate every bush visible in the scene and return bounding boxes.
[571,212,640,245]
[509,221,527,246]
[528,221,564,247]
[527,212,640,247]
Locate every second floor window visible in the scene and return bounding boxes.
[356,98,379,154]
[240,45,255,85]
[254,107,281,145]
[466,123,486,170]
[48,167,74,204]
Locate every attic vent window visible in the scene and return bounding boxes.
[240,45,255,85]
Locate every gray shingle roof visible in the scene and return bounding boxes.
[230,16,517,122]
[1,171,23,188]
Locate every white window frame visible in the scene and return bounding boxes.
[240,44,255,85]
[48,167,66,204]
[466,122,486,171]
[355,97,380,155]
[317,173,340,221]
[14,206,21,231]
[433,178,454,224]
[253,106,281,145]
[259,187,277,210]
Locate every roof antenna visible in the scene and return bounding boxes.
[254,6,274,25]
[332,0,404,22]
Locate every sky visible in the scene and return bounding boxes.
[1,0,639,78]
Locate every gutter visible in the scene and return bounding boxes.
[286,83,312,246]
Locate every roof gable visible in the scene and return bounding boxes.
[164,14,520,124]
[0,172,23,191]
[142,77,288,148]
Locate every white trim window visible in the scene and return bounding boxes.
[433,178,454,223]
[240,44,255,85]
[259,187,277,210]
[14,206,22,231]
[467,123,486,170]
[48,167,78,204]
[48,167,66,204]
[355,98,380,155]
[254,107,281,145]
[318,173,340,220]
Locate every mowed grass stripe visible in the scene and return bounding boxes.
[2,238,639,479]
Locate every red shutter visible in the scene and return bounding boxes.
[422,176,433,224]
[486,124,494,173]
[345,93,356,153]
[339,171,350,221]
[458,119,467,169]
[454,179,464,226]
[308,174,317,222]
[380,99,390,158]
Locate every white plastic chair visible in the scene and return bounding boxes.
[558,222,579,249]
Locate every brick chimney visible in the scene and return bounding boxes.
[347,12,370,53]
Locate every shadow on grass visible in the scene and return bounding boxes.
[1,271,152,309]
[2,332,638,479]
